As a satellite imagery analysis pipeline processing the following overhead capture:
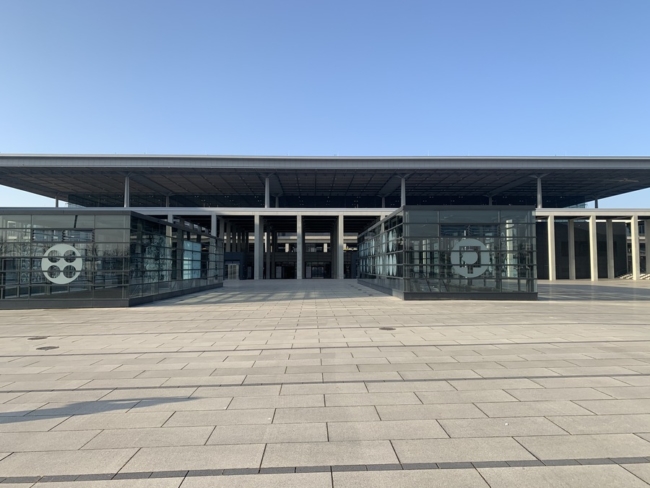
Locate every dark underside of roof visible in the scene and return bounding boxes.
[1,156,649,209]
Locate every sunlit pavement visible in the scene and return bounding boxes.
[1,279,650,487]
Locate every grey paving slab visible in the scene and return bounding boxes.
[377,404,486,420]
[7,390,112,404]
[505,387,612,401]
[52,412,172,430]
[516,433,650,459]
[121,444,265,472]
[532,377,630,388]
[622,463,650,484]
[392,438,535,463]
[549,414,650,434]
[0,415,68,432]
[476,400,594,417]
[228,394,323,409]
[180,472,332,488]
[328,419,448,441]
[325,392,421,406]
[208,423,328,444]
[133,397,232,412]
[0,448,138,476]
[440,417,567,437]
[194,385,281,398]
[479,465,649,488]
[274,406,379,423]
[364,381,455,393]
[450,379,543,390]
[262,440,398,467]
[416,390,517,404]
[332,469,490,487]
[28,400,140,416]
[575,399,650,414]
[165,408,275,427]
[596,386,650,399]
[0,430,100,451]
[33,481,182,488]
[82,426,213,449]
[101,387,198,401]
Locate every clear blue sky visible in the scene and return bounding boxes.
[1,0,649,207]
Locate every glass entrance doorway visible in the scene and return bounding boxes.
[305,262,331,279]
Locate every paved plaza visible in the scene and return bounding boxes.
[1,280,650,487]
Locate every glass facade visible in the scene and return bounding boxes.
[0,211,223,308]
[358,206,537,299]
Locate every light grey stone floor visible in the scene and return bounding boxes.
[0,279,650,486]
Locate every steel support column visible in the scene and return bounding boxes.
[536,176,542,209]
[265,177,270,209]
[588,215,598,281]
[124,175,130,208]
[296,216,303,279]
[631,215,640,280]
[337,214,344,279]
[547,216,556,281]
[606,219,615,279]
[568,219,576,280]
[401,177,406,207]
[254,215,262,280]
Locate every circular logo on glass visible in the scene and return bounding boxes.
[451,238,490,278]
[41,244,83,285]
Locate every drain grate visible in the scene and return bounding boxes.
[37,346,59,351]
[379,327,396,331]
[28,336,48,340]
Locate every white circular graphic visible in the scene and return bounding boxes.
[41,244,83,285]
[451,238,490,278]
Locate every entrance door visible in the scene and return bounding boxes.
[226,263,239,280]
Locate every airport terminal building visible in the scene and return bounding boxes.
[0,155,649,306]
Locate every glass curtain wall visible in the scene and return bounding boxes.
[0,211,223,307]
[358,207,536,298]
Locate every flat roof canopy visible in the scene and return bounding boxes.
[1,155,649,208]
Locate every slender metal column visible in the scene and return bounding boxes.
[401,178,406,207]
[55,197,59,208]
[330,223,336,279]
[547,216,556,281]
[265,177,270,209]
[219,218,225,240]
[254,215,262,280]
[296,216,303,279]
[594,199,599,209]
[275,196,279,208]
[265,229,271,279]
[382,197,385,208]
[210,214,217,237]
[225,221,232,253]
[165,195,170,207]
[646,220,650,273]
[568,219,576,280]
[536,176,543,209]
[124,175,130,208]
[337,214,345,279]
[631,215,640,280]
[272,231,278,278]
[588,215,598,281]
[606,220,614,279]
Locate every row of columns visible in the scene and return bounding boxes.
[547,216,648,281]
[253,215,345,280]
